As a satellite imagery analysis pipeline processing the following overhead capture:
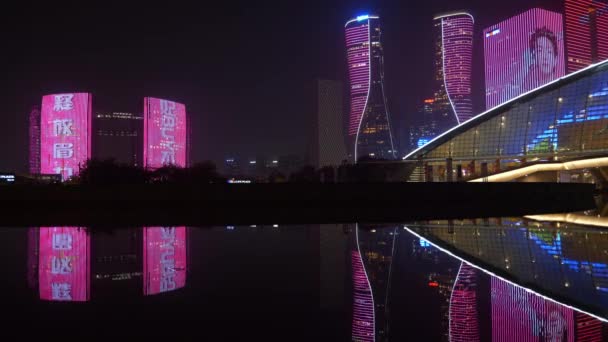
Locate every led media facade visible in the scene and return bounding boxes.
[491,276,575,341]
[345,15,396,160]
[449,263,479,342]
[565,0,608,73]
[39,227,90,302]
[143,98,187,169]
[351,250,374,342]
[435,13,474,124]
[143,227,187,295]
[484,8,565,109]
[40,93,92,180]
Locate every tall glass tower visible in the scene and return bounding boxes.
[345,14,396,161]
[434,12,474,125]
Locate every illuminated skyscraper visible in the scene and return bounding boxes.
[345,14,396,161]
[449,263,480,342]
[565,0,608,73]
[143,97,188,169]
[355,225,397,341]
[29,106,41,174]
[484,8,565,109]
[434,12,474,124]
[40,93,93,180]
[351,249,375,342]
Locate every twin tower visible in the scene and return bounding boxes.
[345,13,474,161]
[35,93,188,180]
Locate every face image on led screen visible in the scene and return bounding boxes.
[143,227,187,295]
[40,93,92,180]
[484,9,565,109]
[491,277,574,341]
[143,98,187,169]
[38,227,90,302]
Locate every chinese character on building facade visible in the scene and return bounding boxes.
[51,283,72,301]
[160,100,176,165]
[53,95,74,112]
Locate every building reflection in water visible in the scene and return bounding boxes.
[449,262,479,342]
[353,224,397,342]
[406,218,608,317]
[357,222,606,340]
[27,227,188,301]
[143,227,187,295]
[38,227,90,302]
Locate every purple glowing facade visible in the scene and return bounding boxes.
[565,0,608,74]
[29,106,41,174]
[435,12,474,124]
[345,15,396,161]
[351,250,374,342]
[484,8,565,109]
[40,93,93,180]
[449,262,480,342]
[491,276,575,341]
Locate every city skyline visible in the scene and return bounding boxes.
[0,0,566,172]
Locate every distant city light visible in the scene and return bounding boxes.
[273,224,279,228]
[420,239,431,248]
[227,179,251,184]
[0,174,15,182]
[428,281,439,287]
[249,160,256,164]
[424,98,434,104]
[485,28,500,38]
[356,14,370,21]
[417,138,431,148]
[272,160,278,164]
[226,226,235,230]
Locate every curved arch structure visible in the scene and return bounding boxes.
[345,15,396,161]
[403,223,608,323]
[403,59,608,182]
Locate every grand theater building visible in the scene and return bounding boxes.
[404,59,608,183]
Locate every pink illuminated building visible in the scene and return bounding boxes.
[449,263,479,342]
[345,15,396,161]
[575,312,603,341]
[143,227,187,295]
[40,93,92,180]
[484,8,565,109]
[38,227,90,302]
[351,250,374,342]
[491,276,575,341]
[434,12,474,124]
[29,106,41,174]
[565,0,608,73]
[143,97,188,169]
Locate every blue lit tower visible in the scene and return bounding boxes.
[345,14,397,161]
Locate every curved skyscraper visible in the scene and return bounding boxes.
[345,14,396,161]
[449,263,479,342]
[434,12,474,124]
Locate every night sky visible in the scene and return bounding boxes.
[0,0,562,171]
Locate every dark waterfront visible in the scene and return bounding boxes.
[3,206,608,341]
